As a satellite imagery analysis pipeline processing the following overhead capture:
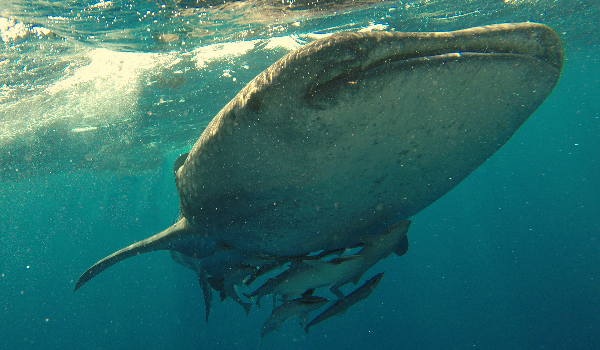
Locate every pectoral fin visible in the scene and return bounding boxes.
[394,234,409,256]
[75,217,197,291]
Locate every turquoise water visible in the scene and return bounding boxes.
[1,1,599,349]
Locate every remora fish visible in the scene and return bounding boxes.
[260,296,328,347]
[222,265,255,315]
[304,272,384,333]
[246,255,363,306]
[349,220,411,283]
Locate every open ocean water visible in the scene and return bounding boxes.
[1,1,598,349]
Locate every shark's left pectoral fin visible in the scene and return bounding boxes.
[74,217,195,291]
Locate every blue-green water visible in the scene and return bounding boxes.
[1,1,599,349]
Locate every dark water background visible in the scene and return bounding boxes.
[1,1,599,349]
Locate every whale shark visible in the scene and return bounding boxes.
[74,23,563,339]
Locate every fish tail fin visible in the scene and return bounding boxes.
[330,286,347,301]
[243,302,252,316]
[199,273,211,323]
[242,293,261,309]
